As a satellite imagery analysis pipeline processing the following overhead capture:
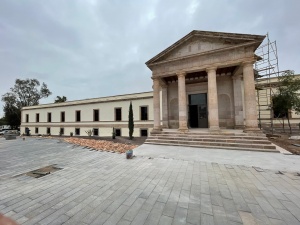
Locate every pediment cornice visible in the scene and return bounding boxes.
[146,30,265,68]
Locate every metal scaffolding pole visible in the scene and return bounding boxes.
[255,33,281,134]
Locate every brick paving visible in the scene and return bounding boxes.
[1,137,300,225]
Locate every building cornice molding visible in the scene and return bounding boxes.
[22,92,153,111]
[146,30,265,69]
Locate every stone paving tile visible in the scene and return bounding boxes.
[144,201,165,225]
[159,215,173,225]
[1,138,300,225]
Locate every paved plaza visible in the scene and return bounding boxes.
[1,137,300,225]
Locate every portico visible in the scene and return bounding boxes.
[146,30,265,133]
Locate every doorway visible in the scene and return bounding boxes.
[188,93,208,128]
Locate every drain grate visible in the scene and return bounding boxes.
[25,165,63,178]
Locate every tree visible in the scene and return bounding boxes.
[0,116,8,126]
[272,70,300,133]
[128,101,134,140]
[54,96,67,103]
[1,78,52,127]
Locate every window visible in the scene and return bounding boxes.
[93,109,99,121]
[47,127,51,134]
[61,112,65,122]
[47,113,52,122]
[115,108,122,121]
[60,128,64,135]
[35,127,39,134]
[26,114,29,123]
[93,128,99,136]
[140,106,148,120]
[115,128,121,136]
[36,113,39,122]
[140,129,148,137]
[76,111,81,122]
[75,128,80,135]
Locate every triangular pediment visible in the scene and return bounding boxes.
[146,30,265,66]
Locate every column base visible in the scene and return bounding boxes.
[178,127,189,133]
[209,126,220,132]
[162,124,169,129]
[151,128,162,134]
[243,127,262,133]
[234,125,245,129]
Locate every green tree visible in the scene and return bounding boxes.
[54,96,67,103]
[0,116,8,126]
[1,78,52,127]
[272,70,300,133]
[128,101,134,140]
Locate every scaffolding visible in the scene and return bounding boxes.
[255,33,281,133]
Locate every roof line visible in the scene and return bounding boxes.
[22,91,153,110]
[146,30,265,66]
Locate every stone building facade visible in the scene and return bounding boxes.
[146,30,266,133]
[21,92,153,137]
[22,30,295,137]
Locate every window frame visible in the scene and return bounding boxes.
[26,114,29,123]
[93,128,99,136]
[115,128,121,136]
[93,109,99,122]
[75,128,80,136]
[75,110,81,122]
[35,127,39,134]
[47,112,52,122]
[140,106,148,121]
[36,113,39,123]
[61,111,65,122]
[115,108,122,121]
[140,128,148,137]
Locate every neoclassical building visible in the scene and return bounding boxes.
[22,30,297,138]
[146,30,265,133]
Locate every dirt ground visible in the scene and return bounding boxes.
[267,133,300,155]
[86,136,147,146]
[64,136,147,153]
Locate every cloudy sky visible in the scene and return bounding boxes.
[0,0,299,117]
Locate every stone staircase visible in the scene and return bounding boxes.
[145,130,278,152]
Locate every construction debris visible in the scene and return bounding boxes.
[64,138,137,153]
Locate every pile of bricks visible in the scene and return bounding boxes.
[64,137,137,153]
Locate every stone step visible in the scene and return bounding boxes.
[146,139,275,149]
[146,139,276,149]
[150,134,268,140]
[156,131,264,137]
[146,130,277,152]
[144,141,278,152]
[147,136,271,144]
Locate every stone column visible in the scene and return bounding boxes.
[152,77,162,132]
[177,72,188,132]
[243,61,259,132]
[161,83,169,128]
[207,67,220,131]
[232,74,244,129]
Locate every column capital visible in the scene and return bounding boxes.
[231,74,243,80]
[151,76,160,81]
[176,71,186,78]
[242,60,255,66]
[206,67,217,73]
[160,82,168,88]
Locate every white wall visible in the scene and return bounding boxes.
[21,95,153,137]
